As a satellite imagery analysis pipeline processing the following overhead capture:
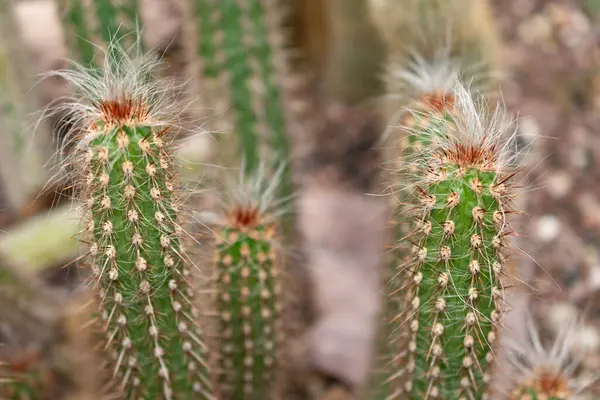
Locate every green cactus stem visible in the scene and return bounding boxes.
[382,83,519,399]
[192,0,292,182]
[0,206,81,273]
[212,214,282,399]
[48,42,213,399]
[60,0,142,67]
[202,165,285,399]
[371,61,459,399]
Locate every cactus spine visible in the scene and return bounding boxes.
[51,42,212,399]
[383,83,518,399]
[202,165,285,399]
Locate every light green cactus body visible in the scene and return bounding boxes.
[193,0,291,181]
[84,119,213,399]
[382,87,515,399]
[61,0,141,67]
[212,212,282,399]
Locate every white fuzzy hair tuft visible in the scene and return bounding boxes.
[42,36,186,160]
[400,81,523,175]
[448,81,520,169]
[386,47,492,105]
[196,160,291,229]
[501,309,598,399]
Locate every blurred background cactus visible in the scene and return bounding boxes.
[1,0,600,399]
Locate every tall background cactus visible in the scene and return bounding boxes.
[189,0,299,203]
[60,0,142,67]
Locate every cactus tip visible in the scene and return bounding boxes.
[503,310,597,399]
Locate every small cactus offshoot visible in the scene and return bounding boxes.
[200,163,286,399]
[47,41,213,399]
[505,311,597,400]
[383,83,520,399]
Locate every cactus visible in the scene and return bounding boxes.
[371,55,465,398]
[47,40,213,399]
[370,0,501,87]
[370,0,502,149]
[380,83,520,399]
[199,163,285,399]
[503,311,595,400]
[59,0,142,67]
[192,0,293,185]
[0,206,81,273]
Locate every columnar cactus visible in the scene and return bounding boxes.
[192,0,292,181]
[372,56,469,398]
[201,164,285,399]
[60,0,142,67]
[382,83,519,399]
[49,41,213,399]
